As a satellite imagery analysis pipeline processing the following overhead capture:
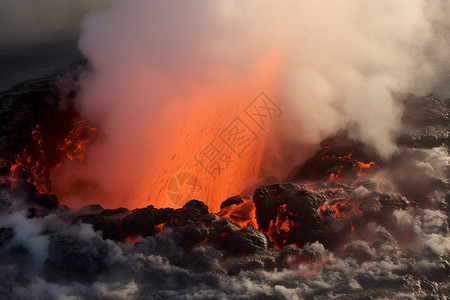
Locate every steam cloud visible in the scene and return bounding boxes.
[1,2,449,298]
[48,0,449,209]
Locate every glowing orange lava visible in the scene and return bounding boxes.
[60,120,97,161]
[357,161,379,177]
[218,198,257,228]
[154,222,166,233]
[52,54,288,211]
[263,204,298,248]
[10,125,51,193]
[318,196,362,219]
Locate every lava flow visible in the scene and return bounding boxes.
[50,54,290,211]
[9,125,51,194]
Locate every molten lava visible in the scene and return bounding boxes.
[9,125,51,193]
[318,194,363,219]
[51,54,289,211]
[263,204,299,249]
[320,147,380,181]
[218,197,257,228]
[60,120,98,161]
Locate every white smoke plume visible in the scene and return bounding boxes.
[50,0,449,209]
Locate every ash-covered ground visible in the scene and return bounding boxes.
[0,66,449,299]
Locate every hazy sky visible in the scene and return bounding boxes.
[0,0,106,45]
[0,0,108,91]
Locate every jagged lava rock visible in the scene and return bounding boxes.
[226,227,268,254]
[253,183,347,248]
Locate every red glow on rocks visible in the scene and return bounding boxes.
[263,204,299,249]
[154,222,166,233]
[218,198,257,228]
[125,236,140,245]
[9,125,51,193]
[59,120,98,162]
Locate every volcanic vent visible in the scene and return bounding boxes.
[0,64,449,299]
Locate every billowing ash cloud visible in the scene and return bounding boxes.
[49,0,450,209]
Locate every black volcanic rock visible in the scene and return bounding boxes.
[120,206,155,237]
[176,224,209,244]
[10,180,38,196]
[345,241,375,261]
[73,214,124,241]
[0,159,11,176]
[220,195,244,209]
[276,244,324,269]
[253,183,298,230]
[170,200,209,226]
[181,199,209,215]
[121,206,173,237]
[398,93,449,148]
[214,218,239,236]
[99,207,130,218]
[7,179,59,211]
[78,204,104,215]
[377,193,410,210]
[398,126,449,148]
[28,193,59,209]
[286,134,381,182]
[253,183,342,248]
[349,190,411,229]
[0,61,89,213]
[226,227,268,254]
[0,69,80,158]
[205,217,239,247]
[223,253,276,275]
[44,234,108,283]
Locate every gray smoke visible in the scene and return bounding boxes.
[1,144,449,299]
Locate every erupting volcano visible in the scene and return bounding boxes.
[1,1,449,299]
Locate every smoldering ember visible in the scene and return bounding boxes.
[1,1,450,300]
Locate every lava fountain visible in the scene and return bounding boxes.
[50,55,291,210]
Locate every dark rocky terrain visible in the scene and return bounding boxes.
[0,64,449,299]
